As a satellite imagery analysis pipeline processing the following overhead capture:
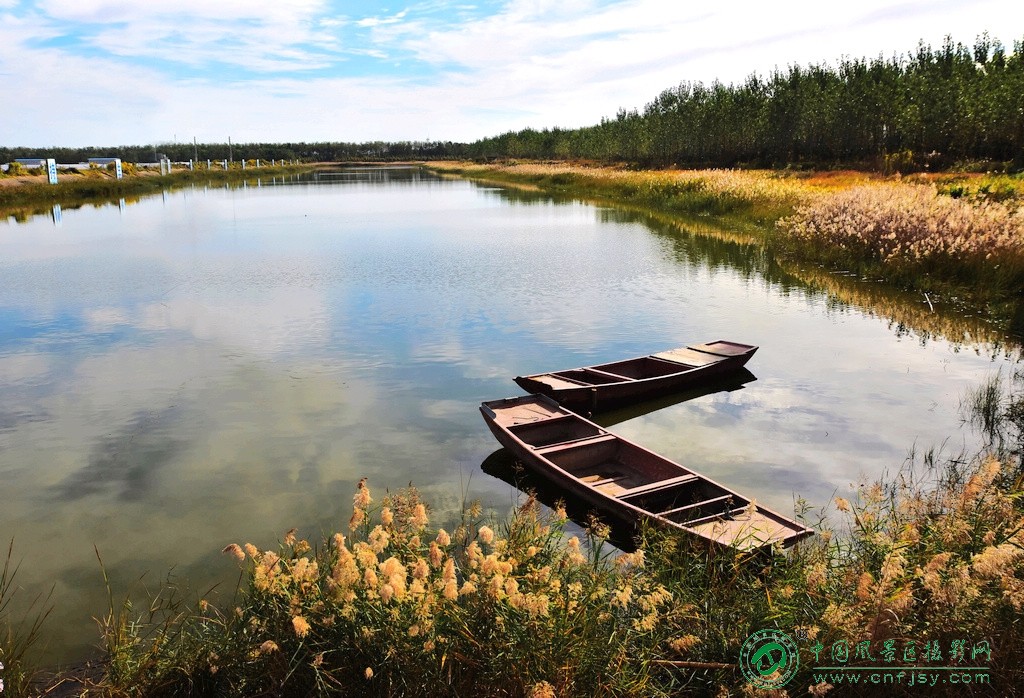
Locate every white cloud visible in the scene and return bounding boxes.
[29,0,343,73]
[356,9,408,28]
[0,353,51,384]
[38,0,326,24]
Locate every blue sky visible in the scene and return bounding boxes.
[1,0,1022,147]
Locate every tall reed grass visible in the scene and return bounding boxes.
[89,484,686,697]
[778,183,1024,293]
[0,540,53,697]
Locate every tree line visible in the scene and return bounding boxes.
[467,34,1024,170]
[3,34,1022,171]
[0,140,465,166]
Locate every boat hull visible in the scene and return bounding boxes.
[513,340,757,412]
[480,394,813,550]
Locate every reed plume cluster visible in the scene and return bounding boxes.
[92,482,687,697]
[778,183,1024,292]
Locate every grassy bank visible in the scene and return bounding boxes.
[427,161,1024,332]
[0,163,317,221]
[426,161,816,228]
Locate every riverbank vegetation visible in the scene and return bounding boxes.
[0,163,316,222]
[778,181,1024,309]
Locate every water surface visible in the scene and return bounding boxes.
[0,167,1018,662]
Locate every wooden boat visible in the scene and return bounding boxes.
[513,340,758,412]
[480,394,813,550]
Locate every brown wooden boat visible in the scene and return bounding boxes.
[480,394,813,550]
[513,340,757,412]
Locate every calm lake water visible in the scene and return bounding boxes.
[1,166,1020,663]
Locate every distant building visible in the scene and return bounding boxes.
[88,158,121,165]
[14,158,47,168]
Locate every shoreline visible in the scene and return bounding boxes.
[424,160,1024,338]
[0,163,319,219]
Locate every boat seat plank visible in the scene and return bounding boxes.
[689,341,751,357]
[617,473,699,500]
[682,506,750,527]
[686,512,803,550]
[652,348,721,367]
[660,494,733,517]
[583,367,632,381]
[532,374,590,389]
[487,399,565,427]
[534,434,616,455]
[580,473,628,486]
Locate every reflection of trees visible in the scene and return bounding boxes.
[656,214,1022,354]
[777,264,1023,357]
[0,167,443,224]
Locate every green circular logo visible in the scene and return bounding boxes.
[739,629,800,688]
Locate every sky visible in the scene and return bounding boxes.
[1,0,1022,148]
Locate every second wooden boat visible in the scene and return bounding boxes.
[513,340,757,412]
[480,394,813,551]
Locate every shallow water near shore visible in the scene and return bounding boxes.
[0,166,1019,664]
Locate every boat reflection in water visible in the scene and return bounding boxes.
[591,368,756,428]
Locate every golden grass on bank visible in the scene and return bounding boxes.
[805,457,1024,647]
[778,183,1024,294]
[426,161,817,225]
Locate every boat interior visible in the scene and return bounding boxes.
[489,398,749,521]
[534,356,703,387]
[589,356,699,379]
[537,436,743,523]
